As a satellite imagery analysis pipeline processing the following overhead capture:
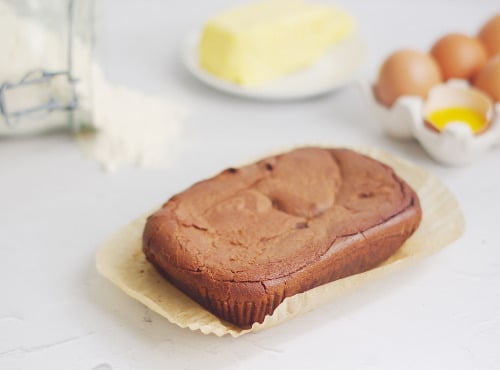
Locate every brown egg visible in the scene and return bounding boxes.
[375,49,443,107]
[431,33,488,80]
[478,14,500,57]
[473,55,500,102]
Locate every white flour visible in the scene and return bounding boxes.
[77,66,183,172]
[0,1,183,172]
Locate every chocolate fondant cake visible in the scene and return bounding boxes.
[143,147,422,327]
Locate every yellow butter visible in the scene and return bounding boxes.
[199,0,355,86]
[427,107,488,134]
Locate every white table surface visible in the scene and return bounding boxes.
[1,0,499,369]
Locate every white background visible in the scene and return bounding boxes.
[1,0,499,369]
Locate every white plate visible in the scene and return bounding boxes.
[182,29,367,101]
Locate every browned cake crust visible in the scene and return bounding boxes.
[143,148,422,327]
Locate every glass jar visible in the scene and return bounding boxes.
[0,0,95,136]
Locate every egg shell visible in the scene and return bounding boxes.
[423,84,493,135]
[431,33,488,80]
[414,102,500,166]
[375,49,442,107]
[478,14,500,57]
[473,55,500,102]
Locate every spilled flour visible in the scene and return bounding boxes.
[0,2,183,172]
[77,66,183,172]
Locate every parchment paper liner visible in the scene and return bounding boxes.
[96,147,465,337]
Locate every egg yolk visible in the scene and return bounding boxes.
[426,107,487,134]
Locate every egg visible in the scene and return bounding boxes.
[473,55,500,102]
[375,49,443,107]
[478,14,500,57]
[423,85,492,135]
[430,33,488,80]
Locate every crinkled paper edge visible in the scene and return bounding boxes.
[96,146,465,337]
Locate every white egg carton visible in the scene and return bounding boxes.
[361,79,500,166]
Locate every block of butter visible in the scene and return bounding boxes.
[199,0,355,86]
